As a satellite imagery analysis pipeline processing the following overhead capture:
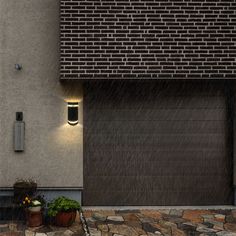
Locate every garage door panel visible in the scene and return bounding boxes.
[84,81,232,205]
[85,134,226,150]
[85,81,225,100]
[87,161,229,177]
[86,96,226,109]
[86,121,226,134]
[85,176,230,190]
[85,109,225,121]
[86,150,226,163]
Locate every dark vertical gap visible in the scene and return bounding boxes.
[82,81,86,206]
[224,80,235,205]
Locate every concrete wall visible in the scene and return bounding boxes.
[0,0,83,188]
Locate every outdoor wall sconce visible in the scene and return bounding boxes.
[67,102,79,125]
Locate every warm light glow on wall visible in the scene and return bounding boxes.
[67,102,79,125]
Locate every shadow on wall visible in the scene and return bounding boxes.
[58,80,83,103]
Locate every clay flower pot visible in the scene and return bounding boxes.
[26,209,43,227]
[55,210,76,227]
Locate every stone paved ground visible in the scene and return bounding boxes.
[84,209,236,236]
[0,213,84,236]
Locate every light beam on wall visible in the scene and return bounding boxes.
[67,102,79,125]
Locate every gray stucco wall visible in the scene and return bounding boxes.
[0,0,83,188]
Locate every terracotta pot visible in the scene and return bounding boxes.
[55,210,76,227]
[26,209,43,227]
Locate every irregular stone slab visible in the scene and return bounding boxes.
[107,216,124,223]
[100,232,109,236]
[164,216,186,225]
[69,222,84,233]
[92,213,107,222]
[46,231,65,236]
[89,228,102,236]
[196,226,218,233]
[214,214,225,222]
[34,226,52,234]
[171,227,186,236]
[216,231,236,236]
[199,234,216,236]
[204,219,224,230]
[158,220,177,230]
[97,224,108,232]
[25,230,35,236]
[87,217,97,228]
[183,210,212,223]
[139,211,162,221]
[108,224,138,236]
[123,213,139,222]
[0,232,24,236]
[154,231,162,235]
[150,223,171,235]
[138,216,155,224]
[115,210,140,214]
[225,215,236,224]
[35,233,47,236]
[83,211,93,219]
[63,230,74,236]
[132,226,146,235]
[202,215,214,220]
[178,222,197,232]
[158,210,170,215]
[8,223,18,232]
[231,210,236,219]
[125,221,142,228]
[169,210,183,217]
[202,222,214,228]
[224,223,236,232]
[99,211,116,216]
[142,223,160,233]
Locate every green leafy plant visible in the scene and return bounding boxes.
[47,196,81,217]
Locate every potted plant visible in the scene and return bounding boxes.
[48,196,81,227]
[22,195,45,227]
[13,179,37,203]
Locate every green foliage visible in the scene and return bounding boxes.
[47,196,81,217]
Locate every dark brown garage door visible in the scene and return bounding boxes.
[83,81,233,206]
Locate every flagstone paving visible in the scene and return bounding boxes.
[0,213,84,236]
[83,209,236,236]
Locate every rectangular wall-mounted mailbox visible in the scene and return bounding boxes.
[14,112,25,152]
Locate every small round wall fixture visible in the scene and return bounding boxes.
[15,64,22,70]
[68,102,79,125]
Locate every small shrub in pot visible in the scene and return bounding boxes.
[48,196,81,227]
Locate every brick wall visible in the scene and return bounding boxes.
[60,0,236,79]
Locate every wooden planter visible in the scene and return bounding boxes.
[55,210,76,227]
[26,209,43,227]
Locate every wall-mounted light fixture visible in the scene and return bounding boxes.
[14,112,25,152]
[68,102,79,125]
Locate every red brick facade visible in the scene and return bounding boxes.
[60,0,236,79]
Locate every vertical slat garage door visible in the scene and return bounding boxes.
[83,81,233,206]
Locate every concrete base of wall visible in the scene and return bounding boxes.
[0,188,82,204]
